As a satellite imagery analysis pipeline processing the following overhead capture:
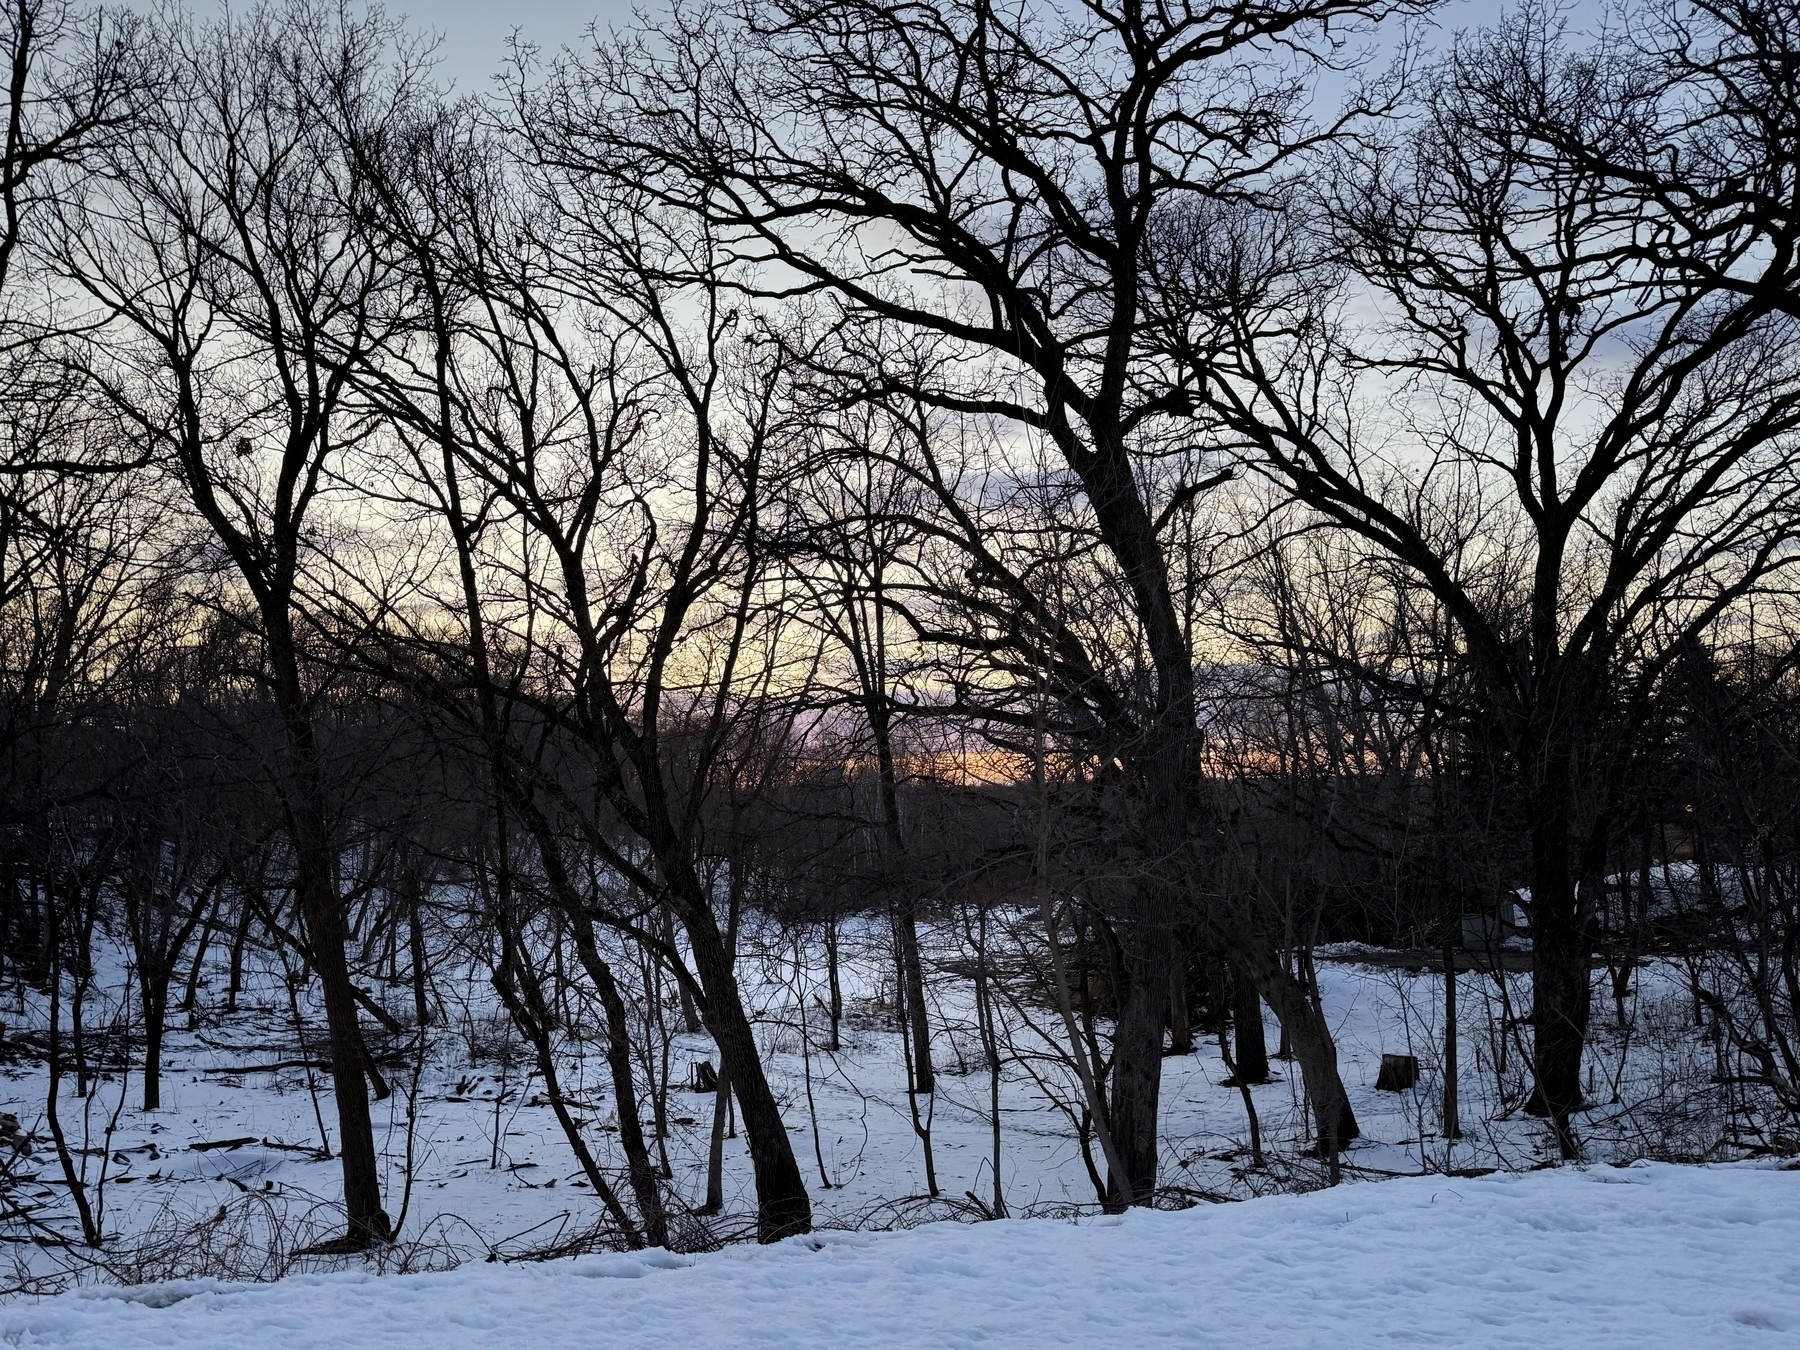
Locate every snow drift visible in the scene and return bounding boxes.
[3,1162,1796,1349]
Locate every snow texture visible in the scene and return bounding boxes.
[3,924,1715,1272]
[2,1162,1797,1349]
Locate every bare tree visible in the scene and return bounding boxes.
[0,0,141,312]
[46,1,428,1244]
[532,0,1416,1195]
[1183,4,1800,1153]
[345,106,817,1240]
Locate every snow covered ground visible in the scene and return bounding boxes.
[0,910,1784,1303]
[3,1162,1796,1348]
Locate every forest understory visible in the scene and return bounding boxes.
[1,906,1785,1296]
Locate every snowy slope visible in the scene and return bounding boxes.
[3,1163,1796,1349]
[6,924,1714,1283]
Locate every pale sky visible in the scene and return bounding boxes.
[398,0,1590,91]
[387,0,628,90]
[176,1,1610,97]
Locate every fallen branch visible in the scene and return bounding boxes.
[201,1061,330,1076]
[258,1137,328,1157]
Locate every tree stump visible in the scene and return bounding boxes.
[1375,1054,1420,1091]
[690,1059,719,1093]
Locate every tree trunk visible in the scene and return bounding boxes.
[823,915,843,1053]
[181,897,219,1023]
[1258,953,1359,1154]
[1231,962,1270,1084]
[564,920,669,1247]
[1523,786,1591,1159]
[677,939,704,1037]
[227,889,255,1013]
[492,960,643,1247]
[702,1060,732,1214]
[404,864,432,1029]
[272,614,388,1247]
[1105,920,1170,1208]
[894,903,934,1095]
[1443,940,1461,1139]
[680,904,811,1241]
[295,827,389,1244]
[139,967,170,1112]
[871,694,933,1094]
[1167,939,1193,1055]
